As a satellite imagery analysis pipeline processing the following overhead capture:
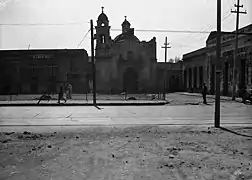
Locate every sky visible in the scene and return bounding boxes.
[0,0,251,62]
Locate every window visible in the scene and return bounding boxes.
[32,64,36,73]
[30,64,37,77]
[51,65,57,77]
[101,23,105,27]
[100,35,105,44]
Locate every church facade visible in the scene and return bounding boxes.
[94,8,157,93]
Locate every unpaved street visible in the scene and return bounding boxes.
[0,101,251,126]
[0,126,252,180]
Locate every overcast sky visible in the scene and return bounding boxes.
[0,0,251,61]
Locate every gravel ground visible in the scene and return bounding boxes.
[0,126,252,180]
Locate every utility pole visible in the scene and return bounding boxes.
[161,37,171,100]
[215,0,221,128]
[231,0,247,100]
[90,19,96,105]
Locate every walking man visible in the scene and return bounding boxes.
[58,86,67,104]
[202,83,208,104]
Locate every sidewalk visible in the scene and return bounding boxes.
[0,94,155,101]
[0,99,169,106]
[180,92,243,102]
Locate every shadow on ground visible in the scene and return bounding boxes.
[94,105,104,110]
[220,126,252,138]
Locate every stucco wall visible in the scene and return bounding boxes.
[95,35,157,93]
[183,51,208,93]
[0,49,90,94]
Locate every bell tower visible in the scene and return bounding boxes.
[95,7,111,58]
[122,16,131,33]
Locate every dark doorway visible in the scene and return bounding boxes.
[184,70,187,90]
[31,78,38,94]
[123,68,138,93]
[223,62,229,96]
[193,67,197,91]
[210,65,215,94]
[30,83,38,94]
[239,59,246,96]
[169,76,179,92]
[188,68,192,92]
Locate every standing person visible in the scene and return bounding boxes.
[65,83,69,99]
[58,86,66,104]
[68,83,72,100]
[242,86,247,104]
[202,83,208,104]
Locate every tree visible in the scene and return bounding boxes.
[169,56,182,63]
[169,58,174,63]
[174,56,182,63]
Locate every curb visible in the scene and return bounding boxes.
[0,101,170,107]
[180,93,242,102]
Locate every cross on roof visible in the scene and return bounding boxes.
[124,16,127,20]
[101,7,104,13]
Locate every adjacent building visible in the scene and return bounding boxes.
[182,47,207,93]
[156,61,184,93]
[183,23,252,96]
[0,49,91,94]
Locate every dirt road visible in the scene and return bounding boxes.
[1,126,252,180]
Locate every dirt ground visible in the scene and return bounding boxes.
[0,126,252,180]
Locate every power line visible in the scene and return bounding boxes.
[76,29,90,48]
[222,12,232,21]
[189,12,233,40]
[0,21,90,26]
[183,6,231,40]
[182,2,234,42]
[177,12,234,44]
[111,29,212,34]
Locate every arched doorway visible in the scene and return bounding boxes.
[123,68,138,93]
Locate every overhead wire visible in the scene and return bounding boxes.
[76,29,91,48]
[178,7,231,42]
[111,29,211,34]
[0,21,90,26]
[162,10,236,50]
[0,0,245,52]
[181,1,235,42]
[189,11,232,40]
[174,11,234,47]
